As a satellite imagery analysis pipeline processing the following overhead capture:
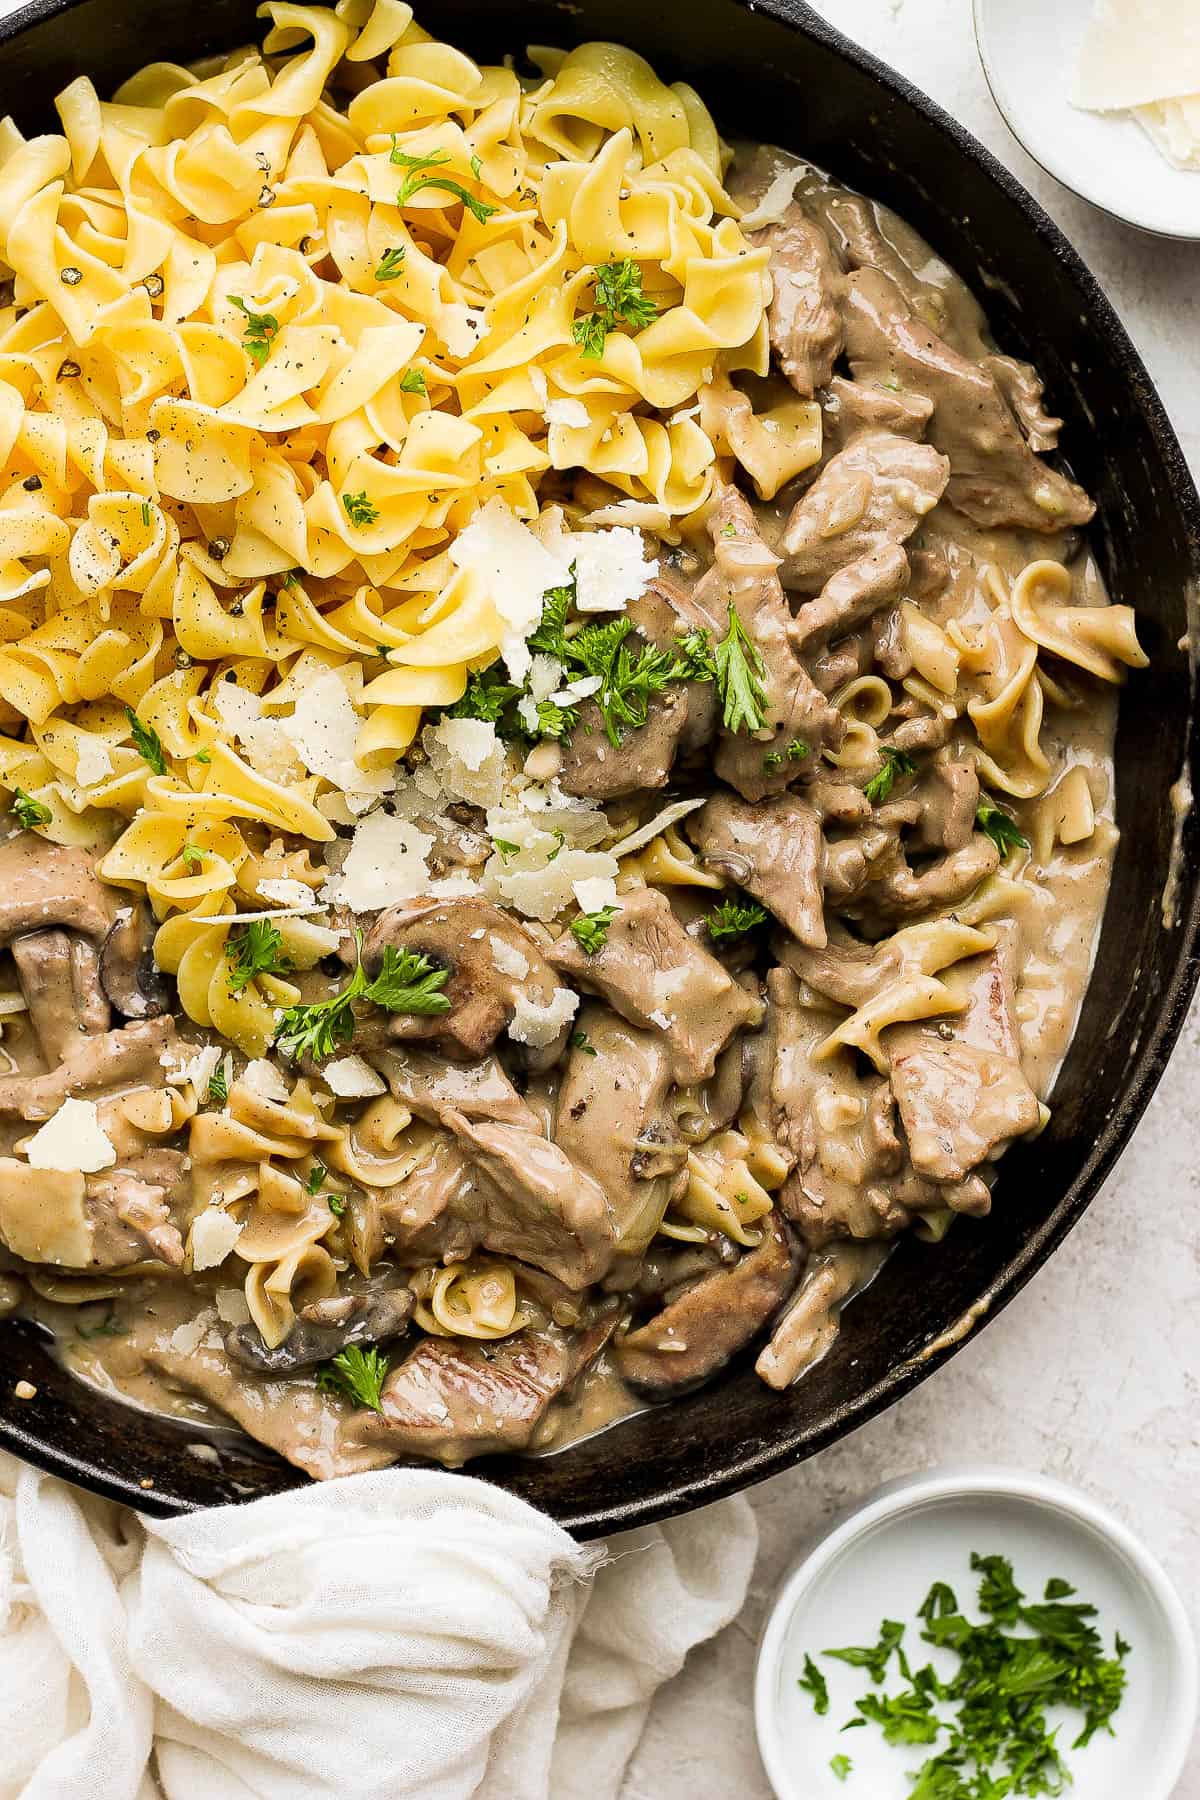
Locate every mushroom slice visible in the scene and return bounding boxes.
[99,903,172,1018]
[226,1287,416,1374]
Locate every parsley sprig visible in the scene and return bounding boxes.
[273,933,450,1063]
[573,258,659,360]
[864,745,917,804]
[316,1344,390,1414]
[125,705,167,776]
[797,1551,1132,1797]
[713,606,768,735]
[342,490,379,528]
[569,905,619,954]
[207,1060,228,1105]
[706,896,768,941]
[374,246,406,281]
[976,799,1029,857]
[390,142,497,224]
[11,788,51,830]
[225,919,291,995]
[229,295,279,367]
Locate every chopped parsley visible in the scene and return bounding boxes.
[763,750,783,772]
[829,1755,852,1782]
[373,246,406,281]
[229,294,279,367]
[563,616,687,747]
[806,1552,1131,1797]
[976,799,1029,857]
[316,1344,389,1414]
[194,747,212,764]
[390,142,497,224]
[706,896,769,941]
[274,934,450,1062]
[180,843,204,872]
[341,490,379,528]
[326,1193,346,1218]
[140,501,151,527]
[125,704,166,776]
[713,606,767,735]
[492,838,521,861]
[224,919,291,995]
[864,745,916,804]
[11,788,51,830]
[573,257,659,360]
[399,368,426,395]
[569,905,619,955]
[570,1029,597,1057]
[306,1163,327,1194]
[787,737,810,762]
[207,1061,228,1105]
[673,628,717,681]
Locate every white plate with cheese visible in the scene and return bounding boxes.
[974,0,1200,239]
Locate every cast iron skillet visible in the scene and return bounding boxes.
[1,0,1198,1537]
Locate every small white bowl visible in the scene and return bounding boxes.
[973,0,1200,240]
[754,1467,1197,1800]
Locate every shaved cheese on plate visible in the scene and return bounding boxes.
[490,935,530,979]
[546,397,590,428]
[1075,0,1200,110]
[508,986,578,1048]
[190,1208,243,1272]
[737,160,808,230]
[282,669,392,811]
[321,811,434,913]
[449,499,570,682]
[573,874,619,913]
[568,525,659,613]
[608,796,707,859]
[257,877,318,908]
[74,737,114,786]
[322,1055,387,1098]
[24,1098,116,1173]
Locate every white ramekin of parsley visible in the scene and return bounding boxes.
[753,1468,1196,1800]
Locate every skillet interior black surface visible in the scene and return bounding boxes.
[1,0,1198,1535]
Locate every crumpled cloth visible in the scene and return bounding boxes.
[0,1450,755,1800]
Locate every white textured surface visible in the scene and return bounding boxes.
[625,4,1200,1796]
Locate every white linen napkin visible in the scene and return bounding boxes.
[0,1450,755,1800]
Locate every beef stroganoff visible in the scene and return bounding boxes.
[0,5,1146,1472]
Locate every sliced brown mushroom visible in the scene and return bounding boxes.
[99,903,172,1018]
[226,1287,416,1374]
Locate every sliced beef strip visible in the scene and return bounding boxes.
[0,836,113,946]
[369,1044,539,1131]
[357,1319,616,1466]
[779,430,949,594]
[439,1109,619,1289]
[548,886,762,1083]
[983,354,1062,454]
[12,929,110,1066]
[691,791,827,947]
[615,1214,799,1395]
[0,1016,179,1120]
[787,544,911,666]
[819,375,934,456]
[756,1241,886,1389]
[875,758,980,855]
[557,687,689,801]
[360,896,570,1068]
[628,573,721,755]
[885,929,1041,1184]
[841,268,1094,532]
[857,836,1000,921]
[693,486,846,802]
[378,1134,480,1263]
[553,1003,688,1255]
[226,1287,416,1375]
[750,203,844,397]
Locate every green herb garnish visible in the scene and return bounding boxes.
[569,905,619,955]
[798,1652,830,1715]
[864,745,916,804]
[224,919,291,995]
[706,896,768,941]
[572,257,658,360]
[976,800,1029,857]
[570,1029,597,1057]
[390,143,497,224]
[180,843,204,872]
[493,839,521,861]
[207,1061,228,1105]
[786,737,810,762]
[316,1344,389,1414]
[229,294,279,367]
[713,605,767,735]
[11,788,51,830]
[399,367,426,394]
[374,246,406,281]
[274,934,450,1062]
[326,1193,346,1218]
[140,501,151,527]
[341,490,379,528]
[829,1756,852,1783]
[125,704,166,776]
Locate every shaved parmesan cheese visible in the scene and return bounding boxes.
[282,669,392,811]
[430,717,499,772]
[582,498,673,532]
[25,1098,116,1173]
[508,985,578,1049]
[321,811,434,912]
[568,525,659,614]
[487,845,620,921]
[423,716,507,807]
[190,1208,243,1272]
[242,1059,290,1102]
[257,877,316,908]
[214,681,303,784]
[1075,0,1200,110]
[573,874,619,913]
[449,499,570,682]
[215,1287,251,1326]
[169,1314,213,1358]
[322,1055,387,1099]
[172,1044,222,1093]
[546,396,590,428]
[517,694,541,733]
[490,935,530,979]
[74,738,114,786]
[527,655,563,701]
[441,303,488,358]
[737,160,809,230]
[608,796,707,859]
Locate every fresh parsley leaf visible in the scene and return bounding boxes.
[673,628,717,681]
[207,1061,228,1105]
[229,294,279,367]
[572,258,658,359]
[971,1552,1024,1624]
[306,1162,327,1194]
[391,143,497,223]
[763,750,783,771]
[569,905,618,955]
[341,489,379,528]
[533,697,578,741]
[195,747,212,764]
[224,919,291,995]
[140,501,151,526]
[825,1620,907,1688]
[449,666,522,730]
[864,745,916,804]
[326,1193,346,1218]
[274,933,449,1062]
[786,737,810,762]
[11,787,51,830]
[830,1754,852,1782]
[976,799,1029,856]
[572,311,610,360]
[316,1344,389,1414]
[570,1029,597,1057]
[493,838,521,861]
[374,246,406,281]
[706,896,768,941]
[399,367,426,394]
[180,843,204,872]
[798,1652,830,1715]
[528,574,574,660]
[469,153,483,178]
[565,617,684,747]
[125,704,167,776]
[852,1685,940,1746]
[713,605,767,734]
